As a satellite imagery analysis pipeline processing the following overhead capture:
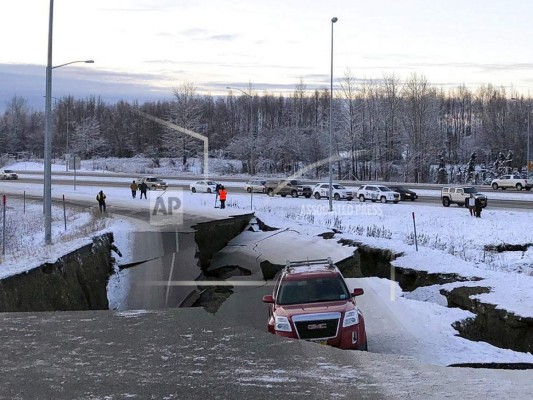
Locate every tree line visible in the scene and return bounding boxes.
[1,73,532,182]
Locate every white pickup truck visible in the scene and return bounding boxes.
[490,174,532,191]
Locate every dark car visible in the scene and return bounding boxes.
[388,186,418,201]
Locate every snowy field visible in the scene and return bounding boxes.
[1,160,533,367]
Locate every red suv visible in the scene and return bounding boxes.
[262,259,367,350]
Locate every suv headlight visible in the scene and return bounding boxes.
[343,309,359,327]
[274,316,292,332]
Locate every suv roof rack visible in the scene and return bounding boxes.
[284,258,334,272]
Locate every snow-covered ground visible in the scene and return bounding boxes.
[1,159,533,367]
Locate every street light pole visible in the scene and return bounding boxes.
[44,0,54,245]
[329,17,338,212]
[226,86,254,175]
[44,0,94,245]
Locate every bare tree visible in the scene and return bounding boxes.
[338,69,362,180]
[400,73,439,182]
[163,82,204,166]
[381,74,402,180]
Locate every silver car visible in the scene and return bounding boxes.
[244,179,266,193]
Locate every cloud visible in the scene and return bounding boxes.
[207,34,238,41]
[0,63,171,112]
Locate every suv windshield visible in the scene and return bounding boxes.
[378,186,391,191]
[464,187,478,194]
[277,276,350,305]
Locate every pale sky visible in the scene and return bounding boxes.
[1,0,533,111]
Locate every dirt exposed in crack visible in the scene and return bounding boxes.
[322,235,533,357]
[449,362,533,369]
[442,286,533,354]
[484,243,533,252]
[338,238,481,291]
[191,265,252,314]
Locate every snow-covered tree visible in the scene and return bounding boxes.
[71,116,105,158]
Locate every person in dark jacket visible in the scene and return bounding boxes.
[96,190,106,213]
[139,181,148,199]
[474,197,482,218]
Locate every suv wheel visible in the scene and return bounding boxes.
[516,183,523,191]
[191,187,196,193]
[207,188,212,193]
[314,192,321,200]
[358,195,365,202]
[334,193,341,201]
[492,183,499,190]
[380,196,387,204]
[247,187,252,193]
[268,188,274,197]
[291,190,298,198]
[442,197,451,207]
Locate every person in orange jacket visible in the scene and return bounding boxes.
[219,185,227,209]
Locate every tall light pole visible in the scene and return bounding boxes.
[44,0,54,245]
[329,17,338,212]
[44,0,93,245]
[226,86,254,175]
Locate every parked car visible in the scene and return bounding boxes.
[190,180,218,193]
[136,176,168,190]
[312,183,353,201]
[264,180,312,198]
[490,174,532,191]
[262,258,367,350]
[356,185,400,203]
[441,186,488,208]
[0,169,18,180]
[387,186,418,201]
[244,179,266,193]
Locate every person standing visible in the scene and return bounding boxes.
[130,180,138,198]
[474,197,482,218]
[96,190,107,213]
[219,185,227,209]
[467,193,475,217]
[139,181,148,199]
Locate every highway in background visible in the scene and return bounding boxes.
[8,171,533,210]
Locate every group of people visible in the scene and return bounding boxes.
[130,180,148,199]
[215,183,227,209]
[466,194,483,218]
[97,180,229,213]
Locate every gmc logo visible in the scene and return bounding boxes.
[307,323,327,330]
